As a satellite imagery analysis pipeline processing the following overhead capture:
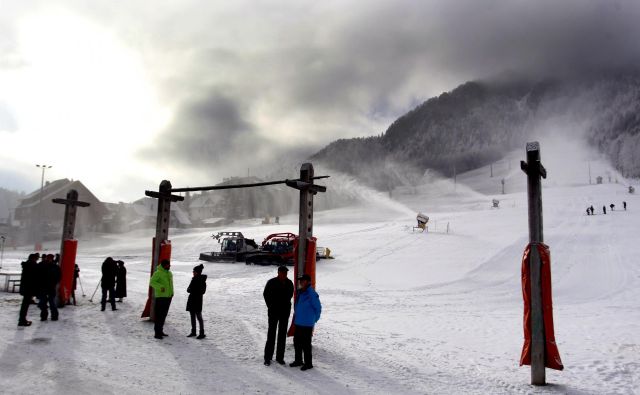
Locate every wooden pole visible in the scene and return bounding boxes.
[144,180,183,320]
[52,189,90,307]
[520,141,547,386]
[54,190,90,255]
[297,163,314,277]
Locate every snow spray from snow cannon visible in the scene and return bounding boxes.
[519,142,563,386]
[142,180,183,321]
[52,189,90,306]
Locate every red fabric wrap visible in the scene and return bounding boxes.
[288,237,317,337]
[58,239,78,305]
[520,243,564,370]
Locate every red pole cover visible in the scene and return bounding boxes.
[288,237,317,337]
[520,243,564,370]
[58,239,78,305]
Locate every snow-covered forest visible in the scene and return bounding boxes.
[313,72,640,190]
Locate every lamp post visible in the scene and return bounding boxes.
[35,164,52,250]
[0,235,5,269]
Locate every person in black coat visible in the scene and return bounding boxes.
[100,257,117,311]
[71,264,80,305]
[186,264,207,339]
[18,254,39,326]
[263,265,294,366]
[37,254,60,321]
[115,260,127,302]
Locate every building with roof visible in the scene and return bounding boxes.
[13,179,108,242]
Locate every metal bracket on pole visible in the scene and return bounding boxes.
[520,141,547,386]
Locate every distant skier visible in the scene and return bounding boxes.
[586,208,590,216]
[115,260,127,303]
[610,203,615,211]
[590,206,595,215]
[603,205,607,215]
[623,201,627,210]
[186,264,207,339]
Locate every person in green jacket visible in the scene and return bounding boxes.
[149,259,174,339]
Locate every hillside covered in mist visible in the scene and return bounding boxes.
[311,71,640,190]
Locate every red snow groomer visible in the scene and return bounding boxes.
[199,231,298,266]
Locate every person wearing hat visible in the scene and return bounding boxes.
[149,259,174,339]
[100,257,118,312]
[115,260,127,303]
[263,265,294,366]
[186,264,207,339]
[290,273,321,371]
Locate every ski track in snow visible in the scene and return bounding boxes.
[1,181,639,394]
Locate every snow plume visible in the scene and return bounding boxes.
[313,164,415,218]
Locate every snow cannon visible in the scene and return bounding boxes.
[413,213,429,232]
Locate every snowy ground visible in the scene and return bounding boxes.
[1,163,639,394]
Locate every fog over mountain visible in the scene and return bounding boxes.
[312,71,640,190]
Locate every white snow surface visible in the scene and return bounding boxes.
[1,164,639,394]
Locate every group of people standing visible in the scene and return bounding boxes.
[99,257,127,311]
[18,253,61,326]
[263,266,322,371]
[146,260,322,371]
[18,254,323,371]
[18,253,127,326]
[586,201,627,215]
[148,260,208,340]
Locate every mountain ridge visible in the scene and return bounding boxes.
[311,71,640,190]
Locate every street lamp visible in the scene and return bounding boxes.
[35,164,52,250]
[0,235,5,269]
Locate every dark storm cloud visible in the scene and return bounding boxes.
[140,89,255,167]
[127,0,640,177]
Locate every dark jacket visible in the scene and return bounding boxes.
[115,265,127,298]
[263,277,294,317]
[20,259,39,297]
[72,264,80,291]
[186,274,207,312]
[101,258,117,289]
[38,262,61,295]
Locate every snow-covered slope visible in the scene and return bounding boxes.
[1,162,638,394]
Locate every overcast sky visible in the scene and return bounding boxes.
[1,0,639,202]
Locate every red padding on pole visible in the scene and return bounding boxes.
[58,239,78,305]
[288,237,317,337]
[141,239,171,318]
[520,243,564,370]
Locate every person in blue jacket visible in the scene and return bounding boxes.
[289,274,321,371]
